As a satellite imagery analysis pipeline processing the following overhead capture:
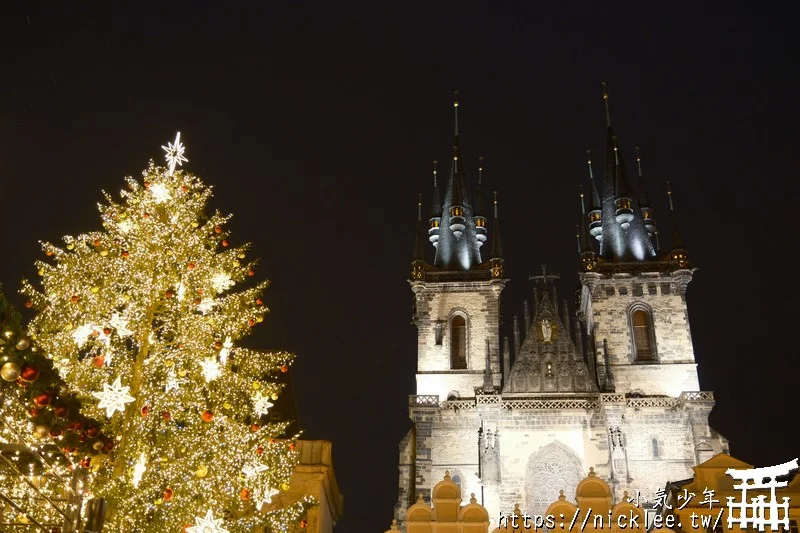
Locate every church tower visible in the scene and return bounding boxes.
[578,83,699,397]
[410,93,506,402]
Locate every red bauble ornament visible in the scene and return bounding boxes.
[247,269,255,277]
[280,365,289,373]
[188,261,196,270]
[143,212,151,219]
[181,185,189,192]
[255,446,264,455]
[103,327,112,335]
[45,250,54,257]
[53,404,69,418]
[86,426,99,438]
[141,405,150,417]
[162,411,171,421]
[248,319,256,327]
[163,487,174,501]
[256,298,263,305]
[71,295,80,303]
[33,392,52,407]
[69,421,83,431]
[80,457,91,468]
[240,488,250,500]
[289,443,296,451]
[214,341,223,349]
[29,407,41,417]
[221,240,229,247]
[201,410,214,423]
[214,226,223,234]
[24,300,33,308]
[102,440,114,452]
[193,298,201,305]
[300,519,308,528]
[93,238,101,247]
[122,250,130,258]
[165,290,174,299]
[92,355,105,368]
[250,424,260,432]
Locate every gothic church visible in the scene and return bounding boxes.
[394,88,728,527]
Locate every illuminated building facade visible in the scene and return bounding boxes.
[394,90,728,528]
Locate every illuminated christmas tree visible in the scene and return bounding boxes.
[20,134,313,532]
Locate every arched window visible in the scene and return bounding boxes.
[450,315,467,369]
[631,308,655,361]
[652,438,660,458]
[451,474,462,494]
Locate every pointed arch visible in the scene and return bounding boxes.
[449,309,469,369]
[525,441,584,516]
[628,302,657,362]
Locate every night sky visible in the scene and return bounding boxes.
[1,8,797,531]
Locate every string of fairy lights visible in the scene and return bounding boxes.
[1,133,314,532]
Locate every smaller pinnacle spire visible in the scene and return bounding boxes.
[417,193,423,221]
[612,136,620,166]
[667,180,675,212]
[453,90,460,137]
[601,82,611,127]
[431,160,441,217]
[635,145,643,177]
[576,224,581,253]
[433,160,438,188]
[579,185,586,215]
[413,193,426,262]
[491,190,503,260]
[478,156,484,185]
[587,149,594,179]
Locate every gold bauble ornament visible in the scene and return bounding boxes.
[223,402,231,409]
[281,482,290,491]
[66,243,75,250]
[270,393,279,401]
[256,316,264,323]
[15,337,30,350]
[38,269,44,276]
[91,286,100,293]
[1,361,21,382]
[178,370,187,377]
[32,424,50,439]
[195,464,208,478]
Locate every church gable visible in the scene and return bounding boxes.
[504,288,597,394]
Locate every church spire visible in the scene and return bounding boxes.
[433,92,483,271]
[412,193,428,281]
[428,161,441,250]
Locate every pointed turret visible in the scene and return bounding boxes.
[448,93,467,238]
[586,150,603,242]
[667,181,689,267]
[635,146,657,237]
[490,191,504,278]
[612,136,635,229]
[428,161,441,248]
[474,157,488,248]
[412,194,428,281]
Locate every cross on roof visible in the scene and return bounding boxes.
[529,264,561,284]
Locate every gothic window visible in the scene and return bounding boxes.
[450,314,467,369]
[525,442,583,516]
[451,474,462,495]
[630,306,656,362]
[652,438,660,458]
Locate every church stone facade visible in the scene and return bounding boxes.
[394,90,728,528]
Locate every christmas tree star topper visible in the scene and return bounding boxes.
[162,131,188,176]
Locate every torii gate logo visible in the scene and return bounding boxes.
[726,458,798,532]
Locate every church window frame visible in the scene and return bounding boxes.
[651,437,661,458]
[449,310,469,370]
[628,303,658,363]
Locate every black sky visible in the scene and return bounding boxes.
[1,8,797,531]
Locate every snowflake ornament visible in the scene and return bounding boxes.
[241,462,269,478]
[252,391,274,417]
[162,131,188,176]
[219,336,233,364]
[108,313,133,337]
[92,376,135,417]
[164,368,186,392]
[149,182,173,203]
[199,358,221,382]
[72,324,97,347]
[197,298,217,314]
[255,486,280,511]
[186,509,229,533]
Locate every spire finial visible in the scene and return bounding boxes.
[417,193,423,221]
[493,190,498,218]
[576,224,581,253]
[453,90,460,137]
[586,149,594,179]
[612,135,620,165]
[432,160,438,188]
[478,156,484,185]
[667,180,675,211]
[635,146,643,177]
[601,82,611,127]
